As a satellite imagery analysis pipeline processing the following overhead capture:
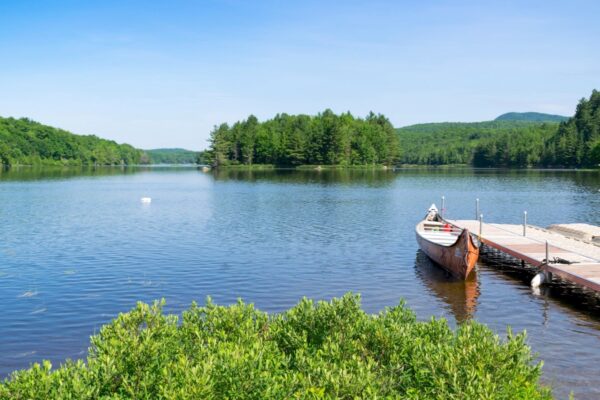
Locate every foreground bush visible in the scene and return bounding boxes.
[1,294,551,399]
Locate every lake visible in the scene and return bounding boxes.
[1,166,600,399]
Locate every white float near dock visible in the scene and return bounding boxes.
[531,272,547,288]
[140,197,152,204]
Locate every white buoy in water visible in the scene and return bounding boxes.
[140,197,152,204]
[531,272,546,288]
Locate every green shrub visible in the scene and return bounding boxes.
[0,294,551,399]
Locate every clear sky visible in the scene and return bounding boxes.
[1,0,599,150]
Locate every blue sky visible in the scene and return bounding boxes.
[1,0,599,150]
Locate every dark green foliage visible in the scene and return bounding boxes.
[195,150,209,165]
[396,121,558,166]
[544,90,600,167]
[470,123,559,167]
[0,117,143,166]
[495,112,569,123]
[0,294,551,399]
[397,90,600,168]
[208,111,400,167]
[145,148,202,164]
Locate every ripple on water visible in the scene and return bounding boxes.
[1,168,600,399]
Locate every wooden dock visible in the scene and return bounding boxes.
[447,219,600,292]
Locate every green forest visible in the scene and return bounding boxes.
[207,110,400,167]
[207,90,598,168]
[145,148,201,164]
[544,89,600,167]
[397,89,600,167]
[0,117,143,166]
[2,90,599,169]
[397,121,560,166]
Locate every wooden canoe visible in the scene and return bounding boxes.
[415,206,479,279]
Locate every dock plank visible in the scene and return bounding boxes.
[447,219,600,292]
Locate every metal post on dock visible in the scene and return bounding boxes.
[523,211,527,237]
[441,196,445,218]
[544,240,553,282]
[476,198,480,220]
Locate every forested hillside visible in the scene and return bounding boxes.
[208,110,400,166]
[0,117,143,166]
[397,90,600,168]
[544,89,600,167]
[146,148,200,164]
[396,121,558,166]
[494,112,569,123]
[4,91,598,169]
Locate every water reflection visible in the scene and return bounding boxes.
[0,166,144,181]
[3,166,600,193]
[211,168,397,187]
[0,165,206,182]
[414,250,480,323]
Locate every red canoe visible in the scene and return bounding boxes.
[415,205,479,279]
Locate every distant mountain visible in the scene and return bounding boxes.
[145,148,201,164]
[494,112,569,123]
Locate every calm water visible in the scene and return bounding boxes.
[1,167,600,399]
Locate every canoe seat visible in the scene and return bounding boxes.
[424,221,444,226]
[420,231,459,245]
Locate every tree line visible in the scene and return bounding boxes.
[397,89,600,168]
[396,121,559,166]
[207,90,599,169]
[543,89,600,167]
[2,90,598,169]
[0,117,143,166]
[207,110,400,167]
[145,148,201,164]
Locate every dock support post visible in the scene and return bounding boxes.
[523,211,527,236]
[441,196,445,218]
[476,198,480,220]
[532,240,553,288]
